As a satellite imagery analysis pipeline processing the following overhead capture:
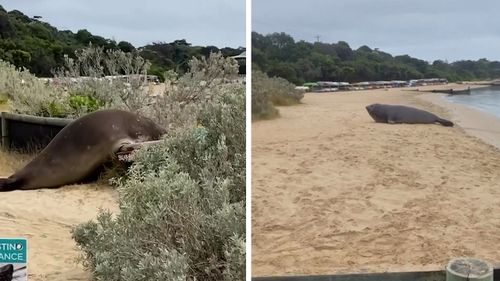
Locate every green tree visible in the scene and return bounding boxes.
[117,41,135,52]
[252,31,500,84]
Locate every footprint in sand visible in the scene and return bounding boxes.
[0,211,16,219]
[277,185,288,190]
[311,185,324,192]
[276,168,289,174]
[299,191,312,197]
[295,168,312,175]
[318,144,331,151]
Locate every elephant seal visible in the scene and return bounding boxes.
[0,109,166,192]
[366,103,454,127]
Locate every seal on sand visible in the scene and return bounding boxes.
[365,103,454,127]
[0,109,166,192]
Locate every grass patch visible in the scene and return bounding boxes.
[0,149,33,175]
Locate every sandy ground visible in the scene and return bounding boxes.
[0,151,119,281]
[252,84,500,277]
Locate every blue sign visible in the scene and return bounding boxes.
[0,238,27,264]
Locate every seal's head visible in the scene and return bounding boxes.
[365,103,387,123]
[129,115,167,140]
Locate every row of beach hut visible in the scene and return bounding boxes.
[297,78,448,92]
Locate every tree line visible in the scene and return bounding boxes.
[252,31,500,85]
[0,5,245,79]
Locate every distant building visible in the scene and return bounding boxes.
[232,51,246,75]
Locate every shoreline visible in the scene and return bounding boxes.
[417,91,500,151]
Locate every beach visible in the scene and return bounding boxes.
[0,151,119,281]
[252,84,500,276]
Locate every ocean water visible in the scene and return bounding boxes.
[445,86,500,119]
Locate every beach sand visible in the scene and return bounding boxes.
[252,84,500,277]
[0,151,119,281]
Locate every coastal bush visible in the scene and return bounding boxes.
[72,90,245,281]
[266,76,304,106]
[72,53,245,281]
[0,45,154,118]
[0,93,8,104]
[68,94,105,113]
[252,69,278,119]
[147,52,240,130]
[252,69,304,120]
[53,45,154,117]
[0,59,70,117]
[1,46,240,125]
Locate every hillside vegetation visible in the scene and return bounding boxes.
[253,31,500,85]
[0,5,244,79]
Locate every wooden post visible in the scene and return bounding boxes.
[446,258,493,281]
[1,112,9,149]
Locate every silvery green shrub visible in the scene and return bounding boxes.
[252,69,304,120]
[148,52,240,131]
[1,46,241,131]
[0,60,69,116]
[252,69,279,120]
[0,45,151,118]
[72,83,245,281]
[53,45,154,117]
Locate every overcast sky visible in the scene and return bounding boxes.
[2,0,245,48]
[253,0,500,62]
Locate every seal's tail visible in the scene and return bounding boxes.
[437,118,454,127]
[0,177,22,192]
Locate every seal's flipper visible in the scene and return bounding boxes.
[436,118,454,127]
[0,177,24,192]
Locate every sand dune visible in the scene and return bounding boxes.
[252,86,500,277]
[0,151,119,281]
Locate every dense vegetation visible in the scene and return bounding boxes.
[0,5,245,79]
[253,31,500,85]
[71,53,245,281]
[0,46,152,118]
[141,40,245,79]
[252,69,304,120]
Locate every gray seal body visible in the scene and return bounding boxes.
[366,103,454,127]
[0,109,166,191]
